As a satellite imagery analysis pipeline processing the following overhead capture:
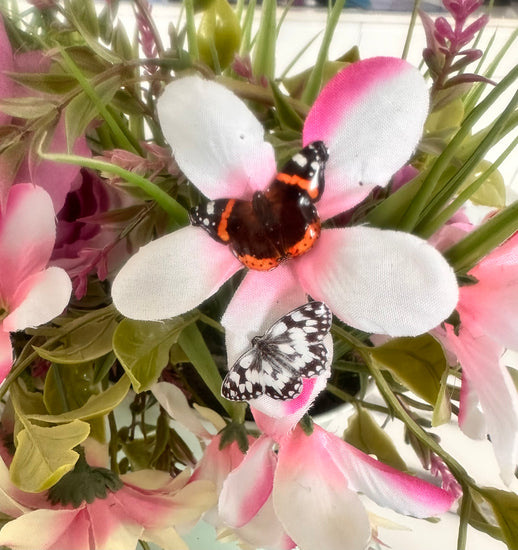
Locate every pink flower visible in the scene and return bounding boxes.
[0,18,90,213]
[51,169,141,299]
[433,227,518,484]
[0,183,72,382]
[0,441,216,550]
[112,57,459,364]
[213,371,454,549]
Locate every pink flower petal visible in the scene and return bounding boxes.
[221,265,307,364]
[2,267,72,332]
[440,325,518,484]
[219,435,277,528]
[112,226,243,320]
[459,232,518,350]
[26,116,90,214]
[234,494,295,550]
[151,382,214,439]
[157,76,276,200]
[250,338,333,438]
[273,425,371,550]
[0,330,13,384]
[295,227,458,336]
[0,184,56,299]
[319,426,456,517]
[303,57,429,220]
[0,508,89,550]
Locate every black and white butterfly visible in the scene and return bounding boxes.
[221,301,332,401]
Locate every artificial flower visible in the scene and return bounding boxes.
[0,16,90,212]
[112,57,459,365]
[216,361,454,550]
[433,226,518,484]
[0,440,216,550]
[0,183,72,382]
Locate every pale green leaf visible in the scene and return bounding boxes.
[31,376,130,424]
[33,308,119,365]
[431,366,452,427]
[369,335,447,405]
[463,160,506,208]
[113,316,195,393]
[0,97,57,119]
[344,407,407,471]
[10,420,90,493]
[64,75,121,150]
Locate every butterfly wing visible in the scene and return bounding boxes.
[221,348,265,401]
[222,302,332,402]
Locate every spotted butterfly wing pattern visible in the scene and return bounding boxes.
[221,301,332,401]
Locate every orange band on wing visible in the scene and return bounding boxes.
[217,199,236,242]
[276,173,319,200]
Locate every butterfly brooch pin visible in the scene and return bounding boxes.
[221,301,332,401]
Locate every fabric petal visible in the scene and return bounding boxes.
[151,382,214,439]
[459,232,518,350]
[318,426,455,517]
[219,435,277,528]
[274,426,371,550]
[0,184,56,299]
[303,57,429,220]
[0,508,89,550]
[250,334,333,438]
[221,265,306,365]
[0,330,13,384]
[112,226,243,320]
[3,267,72,332]
[157,76,276,199]
[234,494,295,550]
[295,227,458,336]
[440,325,518,484]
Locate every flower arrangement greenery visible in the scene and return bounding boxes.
[0,0,516,548]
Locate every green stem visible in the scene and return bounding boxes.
[301,0,346,105]
[415,87,518,236]
[37,152,189,225]
[58,47,138,154]
[401,0,421,61]
[399,63,518,232]
[418,133,518,237]
[457,491,471,550]
[184,0,199,60]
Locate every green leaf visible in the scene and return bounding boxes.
[33,376,131,424]
[459,159,506,208]
[113,316,195,392]
[0,97,57,119]
[431,366,452,426]
[344,406,407,471]
[64,74,121,150]
[369,334,447,405]
[10,420,90,493]
[8,72,78,95]
[178,322,234,416]
[33,308,119,365]
[270,80,303,132]
[473,487,518,549]
[10,382,90,493]
[252,0,276,80]
[424,98,464,135]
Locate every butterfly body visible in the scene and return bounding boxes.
[190,141,329,271]
[222,301,332,401]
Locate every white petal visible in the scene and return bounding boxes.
[221,266,306,364]
[157,76,276,199]
[295,227,459,336]
[274,426,371,550]
[303,57,429,220]
[112,226,243,320]
[3,267,72,332]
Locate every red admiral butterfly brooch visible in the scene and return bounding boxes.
[190,141,329,271]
